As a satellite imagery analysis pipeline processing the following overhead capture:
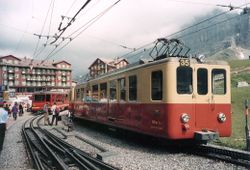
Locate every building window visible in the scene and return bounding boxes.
[129,75,137,101]
[151,71,163,100]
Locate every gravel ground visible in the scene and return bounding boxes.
[0,112,33,170]
[0,114,247,170]
[68,119,247,170]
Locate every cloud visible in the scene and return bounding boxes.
[0,0,248,76]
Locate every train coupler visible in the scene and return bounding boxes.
[194,131,219,141]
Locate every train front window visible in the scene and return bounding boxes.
[177,67,193,94]
[212,69,226,95]
[197,68,208,95]
[46,95,50,102]
[34,95,45,102]
[151,71,163,100]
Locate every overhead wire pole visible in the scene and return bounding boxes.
[50,0,92,44]
[42,0,121,63]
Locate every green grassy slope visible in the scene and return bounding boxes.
[219,59,250,149]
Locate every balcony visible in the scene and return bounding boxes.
[8,70,14,73]
[8,77,14,80]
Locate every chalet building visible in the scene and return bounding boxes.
[0,55,72,94]
[88,57,129,78]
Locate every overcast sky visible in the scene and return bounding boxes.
[0,0,249,76]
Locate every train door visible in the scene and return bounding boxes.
[108,80,118,122]
[194,67,211,128]
[97,82,108,121]
[176,65,195,126]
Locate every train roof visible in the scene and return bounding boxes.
[80,57,229,85]
[33,91,68,95]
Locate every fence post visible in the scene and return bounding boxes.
[244,99,250,151]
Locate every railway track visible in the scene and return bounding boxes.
[22,116,118,170]
[191,143,250,168]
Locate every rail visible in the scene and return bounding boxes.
[22,115,118,170]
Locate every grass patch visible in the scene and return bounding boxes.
[218,87,249,150]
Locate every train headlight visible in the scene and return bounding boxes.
[218,113,226,122]
[181,113,190,123]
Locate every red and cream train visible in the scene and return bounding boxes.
[70,55,231,142]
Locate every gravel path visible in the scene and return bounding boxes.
[0,112,33,170]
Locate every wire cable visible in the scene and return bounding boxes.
[50,0,92,44]
[32,0,54,58]
[120,2,250,60]
[33,0,55,59]
[42,0,121,62]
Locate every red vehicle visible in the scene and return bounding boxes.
[70,39,231,143]
[32,91,69,113]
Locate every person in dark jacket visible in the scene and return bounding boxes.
[19,103,24,116]
[12,102,18,120]
[0,102,8,151]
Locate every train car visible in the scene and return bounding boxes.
[71,39,231,142]
[31,91,69,113]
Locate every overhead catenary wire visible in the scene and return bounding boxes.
[120,2,250,60]
[32,0,55,58]
[33,0,55,59]
[41,0,121,63]
[50,0,92,44]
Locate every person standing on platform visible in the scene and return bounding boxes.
[50,103,57,125]
[19,103,24,116]
[43,103,50,125]
[11,102,18,120]
[0,102,8,151]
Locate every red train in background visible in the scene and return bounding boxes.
[31,91,69,112]
[70,39,231,143]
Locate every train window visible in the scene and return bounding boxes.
[34,95,45,102]
[212,69,226,95]
[129,75,137,101]
[177,67,193,94]
[119,78,126,102]
[46,95,50,102]
[80,88,84,100]
[76,89,80,100]
[92,84,99,101]
[197,68,208,95]
[109,80,117,101]
[151,71,163,100]
[100,83,107,102]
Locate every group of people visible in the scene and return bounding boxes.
[43,102,61,126]
[3,102,24,121]
[0,101,26,152]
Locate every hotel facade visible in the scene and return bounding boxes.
[0,55,72,94]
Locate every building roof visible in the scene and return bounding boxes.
[0,55,21,61]
[0,55,71,69]
[88,57,128,69]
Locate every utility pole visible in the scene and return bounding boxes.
[244,99,250,151]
